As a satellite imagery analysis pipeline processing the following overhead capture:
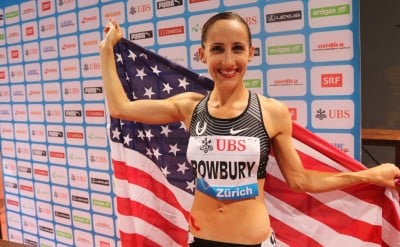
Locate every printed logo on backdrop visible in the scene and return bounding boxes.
[49,145,67,166]
[127,0,153,22]
[80,31,100,55]
[36,200,53,220]
[3,158,17,177]
[0,104,12,121]
[83,80,104,101]
[308,0,352,28]
[0,9,4,25]
[57,0,76,13]
[93,214,115,237]
[11,84,26,102]
[72,209,92,231]
[13,104,28,122]
[42,60,60,81]
[0,122,13,139]
[84,103,106,124]
[69,168,89,189]
[15,142,31,161]
[101,2,125,27]
[128,22,155,47]
[28,104,45,122]
[58,12,78,35]
[5,5,20,25]
[156,0,184,17]
[266,34,305,65]
[188,0,219,12]
[38,0,56,17]
[19,179,34,198]
[64,103,84,124]
[6,25,21,44]
[43,82,61,101]
[81,55,101,78]
[86,126,108,147]
[14,123,29,141]
[61,58,80,79]
[31,143,48,163]
[62,81,82,101]
[22,21,38,42]
[40,38,58,60]
[67,146,87,168]
[8,45,23,64]
[20,197,35,216]
[20,1,37,21]
[23,42,40,62]
[65,125,85,146]
[157,18,186,45]
[22,215,37,234]
[189,12,215,41]
[267,67,306,97]
[78,7,100,31]
[316,132,354,157]
[51,165,68,185]
[232,7,261,35]
[312,99,354,129]
[24,63,41,82]
[158,46,188,67]
[311,65,354,95]
[88,149,110,170]
[244,70,263,95]
[47,124,65,144]
[71,189,90,210]
[0,85,10,102]
[0,28,5,46]
[33,163,49,183]
[0,67,9,83]
[9,65,25,83]
[44,104,63,123]
[4,177,19,195]
[265,1,304,33]
[59,35,79,57]
[30,124,46,142]
[0,47,7,64]
[309,29,353,62]
[37,220,54,240]
[39,17,57,38]
[92,193,113,215]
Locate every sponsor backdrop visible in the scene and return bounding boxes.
[0,0,359,246]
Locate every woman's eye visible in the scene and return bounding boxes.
[233,45,245,52]
[210,46,223,52]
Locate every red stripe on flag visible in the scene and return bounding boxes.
[269,215,323,247]
[113,158,189,219]
[120,231,160,247]
[266,175,382,244]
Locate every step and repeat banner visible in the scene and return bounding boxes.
[0,0,359,246]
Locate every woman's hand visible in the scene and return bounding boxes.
[365,163,400,190]
[99,19,122,51]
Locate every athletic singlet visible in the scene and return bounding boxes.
[187,91,271,200]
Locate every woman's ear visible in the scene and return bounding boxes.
[248,45,255,62]
[198,47,206,63]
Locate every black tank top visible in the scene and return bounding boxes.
[188,91,271,180]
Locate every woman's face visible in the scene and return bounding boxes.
[199,19,254,87]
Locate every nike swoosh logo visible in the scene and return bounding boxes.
[230,128,248,135]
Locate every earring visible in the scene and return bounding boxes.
[202,59,206,63]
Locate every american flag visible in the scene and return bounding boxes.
[109,38,400,247]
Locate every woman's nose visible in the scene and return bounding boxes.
[221,52,235,66]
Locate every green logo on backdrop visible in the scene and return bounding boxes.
[311,5,350,18]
